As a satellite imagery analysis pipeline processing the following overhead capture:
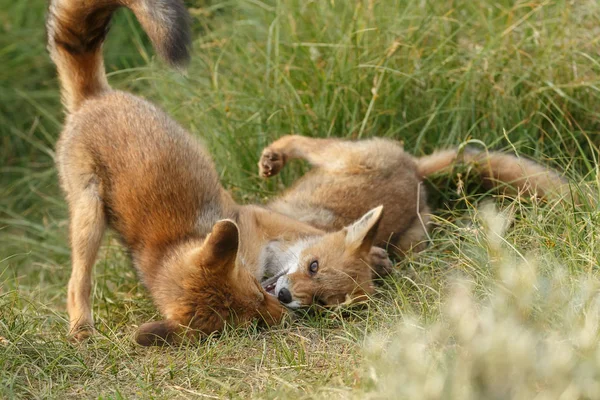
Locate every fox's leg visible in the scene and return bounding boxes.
[368,246,394,278]
[67,185,106,341]
[391,211,430,258]
[259,135,340,178]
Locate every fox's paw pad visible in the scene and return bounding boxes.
[68,323,94,342]
[259,149,285,178]
[368,247,393,278]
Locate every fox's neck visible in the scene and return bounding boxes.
[133,236,205,292]
[130,190,235,287]
[234,205,323,280]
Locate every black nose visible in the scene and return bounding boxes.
[278,288,292,304]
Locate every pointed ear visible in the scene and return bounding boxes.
[199,219,240,273]
[345,206,383,254]
[135,320,181,346]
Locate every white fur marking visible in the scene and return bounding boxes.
[260,238,315,277]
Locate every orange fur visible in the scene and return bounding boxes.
[261,137,430,256]
[416,148,570,198]
[276,208,384,307]
[49,0,287,344]
[49,0,392,341]
[259,136,571,305]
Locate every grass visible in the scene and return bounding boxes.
[1,0,599,398]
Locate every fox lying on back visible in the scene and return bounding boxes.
[259,135,570,307]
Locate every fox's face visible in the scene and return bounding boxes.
[263,206,387,309]
[136,220,285,346]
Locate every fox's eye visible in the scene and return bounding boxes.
[309,260,319,275]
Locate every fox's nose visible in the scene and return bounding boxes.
[277,288,292,304]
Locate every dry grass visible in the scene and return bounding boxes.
[361,204,600,399]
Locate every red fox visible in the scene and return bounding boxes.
[259,135,571,308]
[48,0,390,344]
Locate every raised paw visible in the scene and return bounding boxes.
[368,246,394,278]
[259,148,286,178]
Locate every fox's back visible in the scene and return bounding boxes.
[268,138,426,244]
[56,91,227,251]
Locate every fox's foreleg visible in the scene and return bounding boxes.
[258,135,340,178]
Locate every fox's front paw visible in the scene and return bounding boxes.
[68,321,94,342]
[259,148,286,178]
[368,247,393,278]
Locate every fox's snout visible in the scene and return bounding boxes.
[277,287,292,304]
[272,275,306,309]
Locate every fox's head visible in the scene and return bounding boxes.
[136,219,285,346]
[262,206,389,309]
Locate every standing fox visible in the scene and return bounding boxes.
[259,135,571,308]
[48,0,391,344]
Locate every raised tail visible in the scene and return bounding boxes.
[416,148,570,199]
[47,0,191,113]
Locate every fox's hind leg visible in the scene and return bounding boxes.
[66,182,106,341]
[259,135,340,178]
[390,211,430,258]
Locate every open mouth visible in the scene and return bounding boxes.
[264,282,276,296]
[261,270,288,296]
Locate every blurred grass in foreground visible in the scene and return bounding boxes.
[363,204,600,399]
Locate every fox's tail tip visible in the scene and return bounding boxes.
[47,0,192,112]
[141,0,192,67]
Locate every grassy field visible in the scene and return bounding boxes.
[1,0,600,398]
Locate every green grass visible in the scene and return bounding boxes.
[1,0,599,398]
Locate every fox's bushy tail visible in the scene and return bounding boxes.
[47,0,191,113]
[416,148,570,199]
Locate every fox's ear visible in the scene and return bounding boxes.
[199,219,240,273]
[345,206,383,254]
[135,320,181,346]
